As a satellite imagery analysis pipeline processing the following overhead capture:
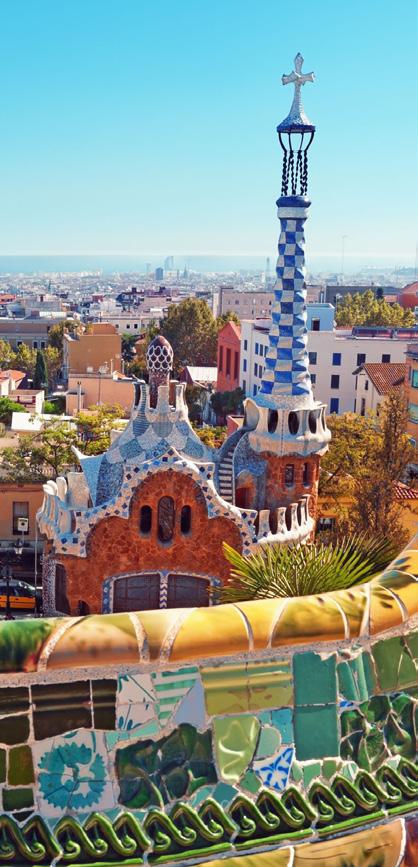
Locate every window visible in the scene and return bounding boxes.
[158,496,175,543]
[412,370,418,388]
[332,353,341,366]
[113,573,160,612]
[285,464,295,487]
[244,339,248,351]
[311,319,320,331]
[311,373,316,384]
[126,324,130,329]
[357,353,366,366]
[265,345,268,356]
[226,348,231,376]
[55,564,70,614]
[234,352,239,380]
[255,342,259,355]
[330,397,339,414]
[139,505,152,534]
[331,374,340,389]
[12,502,29,535]
[134,323,138,329]
[242,379,246,392]
[365,380,369,391]
[253,384,257,395]
[254,363,258,376]
[360,397,366,416]
[33,341,38,349]
[243,358,247,372]
[180,505,192,534]
[317,517,335,532]
[219,346,223,372]
[41,341,46,349]
[309,352,317,365]
[268,409,278,433]
[167,574,209,608]
[382,354,391,363]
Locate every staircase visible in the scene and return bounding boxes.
[218,448,235,504]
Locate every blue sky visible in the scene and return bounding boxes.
[0,0,416,263]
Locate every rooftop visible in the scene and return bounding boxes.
[361,362,407,395]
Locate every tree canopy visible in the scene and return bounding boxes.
[0,397,27,426]
[47,319,83,351]
[0,403,127,481]
[161,299,218,372]
[335,290,415,328]
[319,392,414,548]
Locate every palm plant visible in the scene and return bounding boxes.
[219,533,398,603]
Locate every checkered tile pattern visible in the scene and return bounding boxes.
[260,198,313,399]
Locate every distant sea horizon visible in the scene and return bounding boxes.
[0,254,414,276]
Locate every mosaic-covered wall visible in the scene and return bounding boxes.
[0,539,417,865]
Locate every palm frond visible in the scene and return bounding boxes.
[219,532,398,603]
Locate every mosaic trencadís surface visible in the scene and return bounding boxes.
[0,539,417,866]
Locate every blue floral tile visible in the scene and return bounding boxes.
[253,745,295,792]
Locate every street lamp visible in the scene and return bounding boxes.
[2,539,23,621]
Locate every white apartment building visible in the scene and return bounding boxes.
[240,319,415,414]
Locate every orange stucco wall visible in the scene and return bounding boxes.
[56,470,243,614]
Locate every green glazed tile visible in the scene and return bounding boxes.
[302,761,321,787]
[0,714,29,745]
[338,661,357,701]
[407,630,418,660]
[294,704,339,760]
[291,760,303,783]
[271,708,293,743]
[213,715,260,784]
[0,749,5,783]
[362,651,377,695]
[256,725,281,758]
[2,787,34,811]
[322,759,341,780]
[241,770,261,793]
[293,652,337,706]
[8,746,34,785]
[372,637,416,691]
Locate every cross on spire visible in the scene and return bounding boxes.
[277,53,315,132]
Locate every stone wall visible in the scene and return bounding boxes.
[0,536,416,864]
[55,471,244,614]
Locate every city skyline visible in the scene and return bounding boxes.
[0,0,416,261]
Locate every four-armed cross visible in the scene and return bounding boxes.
[280,53,314,128]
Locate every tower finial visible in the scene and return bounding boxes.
[277,53,316,197]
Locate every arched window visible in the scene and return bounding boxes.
[55,564,70,614]
[158,496,175,542]
[140,505,152,534]
[308,411,317,433]
[288,411,299,435]
[268,409,278,433]
[285,464,295,487]
[180,505,192,534]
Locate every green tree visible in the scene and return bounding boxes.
[0,397,27,426]
[43,346,61,388]
[11,344,36,376]
[335,290,415,328]
[33,350,49,390]
[0,339,14,370]
[75,403,126,455]
[218,533,397,602]
[216,311,240,330]
[161,298,218,373]
[0,420,78,481]
[210,387,244,424]
[47,319,83,351]
[350,391,414,546]
[193,425,227,449]
[319,393,414,547]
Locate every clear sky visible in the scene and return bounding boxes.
[0,0,416,263]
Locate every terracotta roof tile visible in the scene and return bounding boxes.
[362,362,407,395]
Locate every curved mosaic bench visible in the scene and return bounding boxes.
[0,537,417,866]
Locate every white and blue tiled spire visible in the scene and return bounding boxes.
[259,54,316,407]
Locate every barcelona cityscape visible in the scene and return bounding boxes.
[0,1,416,866]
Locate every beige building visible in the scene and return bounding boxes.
[66,372,135,415]
[0,482,44,582]
[0,317,63,349]
[219,288,274,320]
[354,362,407,416]
[63,323,122,378]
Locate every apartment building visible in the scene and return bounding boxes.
[0,316,65,349]
[240,319,414,414]
[63,323,122,378]
[354,363,407,417]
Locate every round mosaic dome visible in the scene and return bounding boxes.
[146,335,174,372]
